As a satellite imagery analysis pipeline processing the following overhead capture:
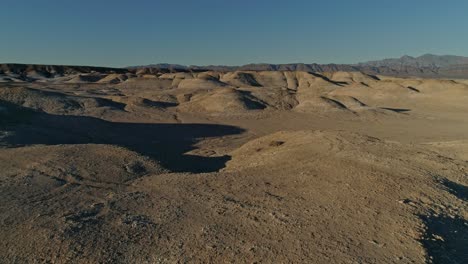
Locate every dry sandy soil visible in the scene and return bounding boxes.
[0,70,467,263]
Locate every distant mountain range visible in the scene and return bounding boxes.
[129,54,468,78]
[359,54,468,68]
[3,54,468,79]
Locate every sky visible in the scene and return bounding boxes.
[1,0,468,67]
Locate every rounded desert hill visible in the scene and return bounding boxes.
[177,87,266,113]
[65,74,105,84]
[177,78,229,90]
[222,129,467,263]
[0,86,125,115]
[0,144,166,184]
[97,73,130,84]
[220,71,263,87]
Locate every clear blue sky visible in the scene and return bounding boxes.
[1,0,467,67]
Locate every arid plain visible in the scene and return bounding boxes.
[0,65,467,263]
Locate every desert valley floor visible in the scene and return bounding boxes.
[0,69,467,263]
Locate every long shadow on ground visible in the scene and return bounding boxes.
[0,100,245,173]
[420,180,468,264]
[421,215,468,264]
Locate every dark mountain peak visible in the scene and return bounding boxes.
[401,55,415,60]
[418,53,436,58]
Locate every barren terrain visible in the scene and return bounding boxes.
[0,67,467,263]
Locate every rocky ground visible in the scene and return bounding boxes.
[0,70,467,263]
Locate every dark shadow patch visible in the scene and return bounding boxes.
[365,74,381,81]
[380,107,411,113]
[407,86,420,93]
[0,100,244,173]
[237,90,268,109]
[269,141,285,147]
[140,99,178,108]
[0,101,35,125]
[234,72,262,87]
[420,215,468,264]
[441,179,468,202]
[309,72,349,86]
[320,96,348,110]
